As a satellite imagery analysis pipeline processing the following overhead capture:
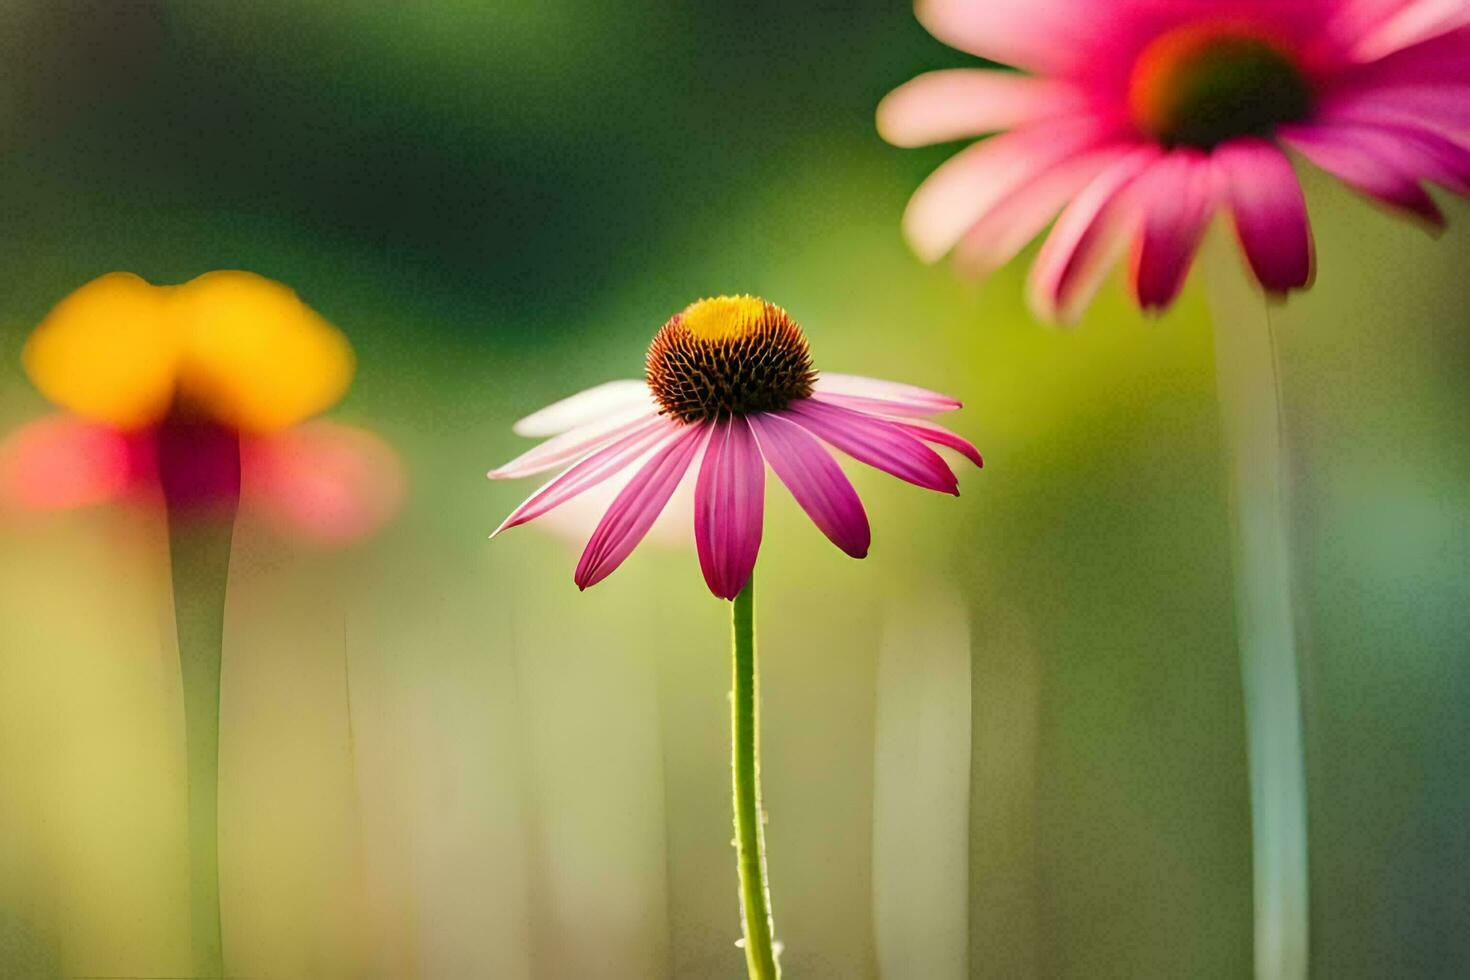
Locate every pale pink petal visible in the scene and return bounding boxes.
[877,69,1087,148]
[243,421,404,546]
[783,399,959,496]
[887,418,985,469]
[1028,146,1160,324]
[747,412,870,559]
[1281,124,1445,225]
[1212,138,1316,294]
[953,144,1137,278]
[489,406,662,480]
[574,423,706,590]
[1130,150,1218,312]
[1350,0,1470,60]
[903,120,1116,263]
[511,380,656,437]
[812,373,960,413]
[492,415,679,537]
[693,417,765,600]
[527,440,697,549]
[916,0,1104,73]
[0,414,144,511]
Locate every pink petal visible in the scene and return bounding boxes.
[693,417,765,600]
[492,415,679,537]
[888,418,985,469]
[747,412,870,559]
[1130,150,1218,312]
[1319,84,1470,136]
[243,421,404,546]
[783,400,959,496]
[1028,146,1160,324]
[903,120,1116,263]
[952,144,1137,278]
[1344,23,1470,86]
[812,373,960,413]
[1212,138,1316,294]
[0,414,144,511]
[574,423,706,590]
[877,69,1087,148]
[1280,124,1445,225]
[1350,0,1470,60]
[916,0,1102,74]
[511,380,655,437]
[490,406,662,480]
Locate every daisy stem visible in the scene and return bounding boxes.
[1205,235,1309,980]
[161,429,240,980]
[731,573,780,979]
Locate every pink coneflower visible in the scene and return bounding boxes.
[490,295,978,979]
[879,0,1470,321]
[488,295,982,600]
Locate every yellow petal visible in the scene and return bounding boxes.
[21,272,181,429]
[174,271,355,433]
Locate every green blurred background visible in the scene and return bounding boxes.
[0,3,1466,978]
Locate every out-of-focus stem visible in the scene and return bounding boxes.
[731,573,780,979]
[1204,235,1309,980]
[160,414,240,980]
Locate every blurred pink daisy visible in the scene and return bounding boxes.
[488,296,982,599]
[879,0,1470,321]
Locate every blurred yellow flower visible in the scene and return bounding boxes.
[22,270,354,433]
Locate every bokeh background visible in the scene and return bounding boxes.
[0,3,1466,978]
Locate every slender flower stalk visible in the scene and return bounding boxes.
[156,409,246,979]
[1205,236,1309,980]
[489,296,980,974]
[730,574,779,979]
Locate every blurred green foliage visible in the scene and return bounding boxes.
[0,3,1466,978]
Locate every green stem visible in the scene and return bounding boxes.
[1205,235,1309,980]
[731,573,780,979]
[160,417,240,980]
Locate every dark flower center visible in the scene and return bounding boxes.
[1129,25,1313,149]
[646,296,815,423]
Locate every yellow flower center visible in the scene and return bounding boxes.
[1129,23,1313,149]
[646,296,815,423]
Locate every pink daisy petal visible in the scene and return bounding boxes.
[812,373,960,413]
[1213,138,1316,294]
[953,144,1138,278]
[490,406,662,480]
[574,423,706,590]
[243,422,405,546]
[783,399,959,496]
[1320,84,1470,136]
[877,69,1088,148]
[916,0,1105,74]
[1130,150,1218,312]
[492,415,679,537]
[0,414,144,512]
[887,418,985,469]
[1351,0,1470,60]
[1281,124,1446,225]
[1346,23,1470,87]
[693,417,765,600]
[903,120,1117,263]
[512,380,655,437]
[747,412,870,559]
[1028,146,1161,324]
